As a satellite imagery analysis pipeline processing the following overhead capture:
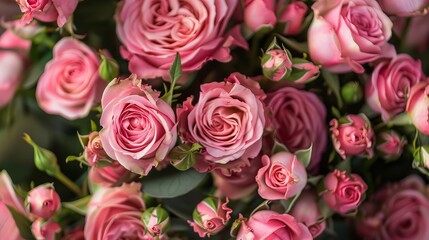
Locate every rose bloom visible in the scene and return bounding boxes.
[32,219,61,240]
[89,161,131,187]
[237,210,312,240]
[36,38,105,120]
[84,182,146,240]
[16,0,79,27]
[84,131,108,166]
[406,80,429,135]
[256,152,307,200]
[308,0,394,73]
[330,114,374,159]
[115,0,238,80]
[366,54,424,121]
[378,0,429,16]
[244,0,276,31]
[278,1,308,35]
[99,74,177,175]
[266,87,327,172]
[26,184,61,219]
[323,169,367,214]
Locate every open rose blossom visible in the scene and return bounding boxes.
[244,0,276,31]
[278,1,308,35]
[366,54,424,121]
[84,182,146,240]
[115,0,238,80]
[323,169,367,214]
[36,38,106,120]
[330,114,374,159]
[16,0,79,27]
[256,152,307,200]
[188,197,232,238]
[99,74,177,175]
[406,80,429,135]
[26,184,61,219]
[308,0,394,73]
[237,210,312,240]
[32,219,61,240]
[378,0,429,16]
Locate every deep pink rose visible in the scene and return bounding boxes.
[32,219,61,240]
[366,54,424,121]
[244,0,276,31]
[84,131,108,166]
[26,184,61,220]
[330,114,374,159]
[279,1,308,35]
[376,131,407,161]
[36,38,106,120]
[236,210,312,240]
[406,80,429,135]
[308,0,394,73]
[256,152,307,200]
[16,0,79,27]
[266,87,327,172]
[84,182,146,240]
[323,169,367,214]
[88,161,131,187]
[378,0,429,16]
[115,0,238,80]
[99,74,177,175]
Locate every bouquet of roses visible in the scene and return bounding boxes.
[0,0,428,239]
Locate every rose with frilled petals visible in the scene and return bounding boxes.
[26,184,61,219]
[266,87,327,172]
[262,49,293,82]
[16,0,79,27]
[376,131,407,161]
[256,152,307,200]
[84,182,146,240]
[279,1,308,35]
[237,210,312,240]
[290,190,326,238]
[99,74,177,175]
[323,169,367,214]
[308,0,394,73]
[330,114,374,159]
[115,0,238,80]
[378,0,429,16]
[188,197,232,238]
[32,219,61,240]
[244,0,276,31]
[88,161,131,187]
[366,54,424,121]
[84,131,108,166]
[406,80,429,135]
[36,38,105,120]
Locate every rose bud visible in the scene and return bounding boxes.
[141,206,170,237]
[322,169,368,214]
[236,210,312,240]
[341,82,363,104]
[406,80,429,135]
[278,1,308,35]
[290,58,320,84]
[187,197,232,238]
[244,0,277,32]
[84,131,108,166]
[376,131,407,161]
[290,190,326,237]
[32,219,61,240]
[256,152,307,200]
[378,0,429,16]
[330,114,374,159]
[262,49,293,82]
[26,184,61,219]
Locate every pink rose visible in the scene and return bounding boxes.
[236,210,312,240]
[115,0,238,80]
[265,87,327,172]
[0,202,22,240]
[88,161,131,187]
[262,49,293,82]
[279,1,308,35]
[406,80,429,135]
[26,184,61,219]
[84,182,146,240]
[323,169,367,214]
[290,190,326,238]
[141,206,170,237]
[308,0,394,73]
[330,114,374,159]
[16,0,79,27]
[378,0,429,16]
[376,131,407,161]
[84,131,108,166]
[366,54,424,121]
[32,219,61,240]
[99,74,177,175]
[394,14,429,52]
[36,38,106,120]
[256,152,307,200]
[188,197,232,238]
[244,0,276,31]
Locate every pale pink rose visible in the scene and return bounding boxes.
[84,131,108,166]
[16,0,79,27]
[99,74,177,175]
[244,0,276,31]
[262,49,293,82]
[378,0,429,16]
[32,219,61,240]
[366,54,424,121]
[308,0,394,73]
[26,184,61,219]
[84,182,146,240]
[330,114,374,159]
[279,1,308,35]
[323,169,367,214]
[0,202,22,240]
[115,0,238,80]
[376,131,407,161]
[290,190,326,237]
[36,38,105,120]
[265,87,327,172]
[188,197,232,238]
[256,152,307,200]
[406,80,429,135]
[237,210,312,240]
[394,14,429,52]
[88,161,130,187]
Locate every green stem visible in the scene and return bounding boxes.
[55,171,83,196]
[400,17,411,52]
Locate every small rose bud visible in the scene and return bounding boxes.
[262,49,292,82]
[142,205,170,236]
[32,219,61,240]
[26,184,61,219]
[279,1,308,35]
[23,133,60,177]
[290,58,320,84]
[187,197,232,238]
[99,50,119,81]
[341,82,363,104]
[376,131,407,161]
[84,131,108,166]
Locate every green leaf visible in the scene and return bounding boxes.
[63,195,91,215]
[169,52,182,83]
[280,191,302,213]
[250,200,271,216]
[307,175,323,186]
[295,145,312,168]
[6,206,35,240]
[387,113,412,127]
[272,140,289,154]
[275,34,309,53]
[169,143,203,171]
[141,168,207,198]
[22,53,52,89]
[322,69,343,108]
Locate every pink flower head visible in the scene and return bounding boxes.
[26,184,61,220]
[142,206,170,237]
[88,161,130,187]
[376,131,407,161]
[406,80,429,135]
[262,49,293,82]
[84,131,108,166]
[290,190,326,237]
[32,219,61,240]
[244,0,276,31]
[279,1,308,35]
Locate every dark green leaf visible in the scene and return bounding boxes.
[6,206,35,240]
[275,34,309,53]
[322,69,343,108]
[22,53,52,89]
[169,52,182,83]
[295,145,312,168]
[170,143,203,171]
